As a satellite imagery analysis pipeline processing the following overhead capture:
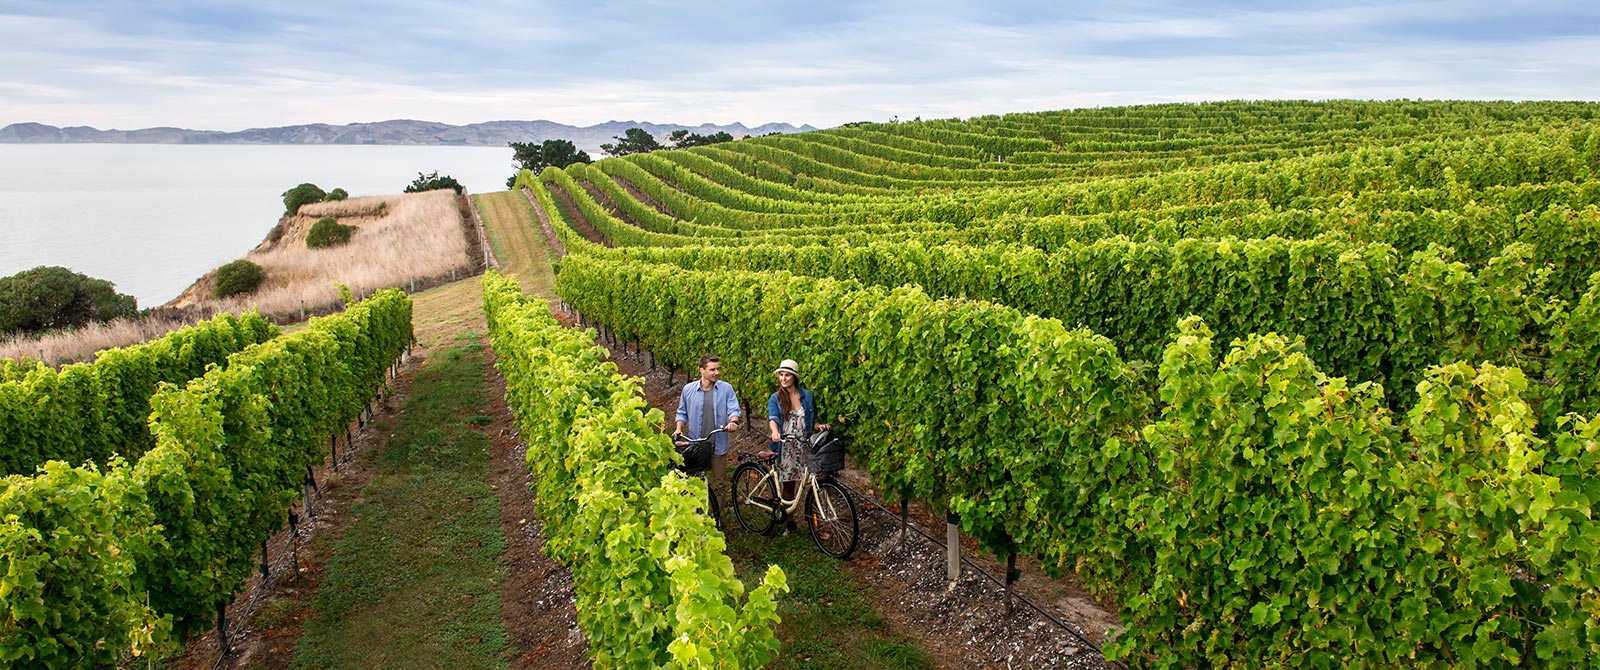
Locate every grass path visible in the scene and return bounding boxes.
[289,191,554,668]
[291,275,507,668]
[473,191,556,299]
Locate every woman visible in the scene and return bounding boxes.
[764,359,829,535]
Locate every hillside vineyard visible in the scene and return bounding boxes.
[519,101,1600,669]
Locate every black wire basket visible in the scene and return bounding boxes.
[675,439,714,474]
[808,430,846,473]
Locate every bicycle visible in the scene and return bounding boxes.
[672,428,728,530]
[730,431,859,559]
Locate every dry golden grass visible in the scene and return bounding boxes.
[175,189,473,317]
[2,189,475,367]
[297,194,396,219]
[0,310,223,367]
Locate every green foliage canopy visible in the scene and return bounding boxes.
[306,216,355,249]
[508,139,593,188]
[0,265,137,336]
[281,182,326,215]
[212,259,265,298]
[404,170,464,194]
[510,138,592,174]
[600,127,663,157]
[667,129,734,148]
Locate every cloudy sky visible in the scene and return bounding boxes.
[2,0,1597,130]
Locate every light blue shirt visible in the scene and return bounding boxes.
[675,380,742,455]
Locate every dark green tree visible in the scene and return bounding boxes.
[510,139,592,174]
[667,130,734,149]
[404,171,464,194]
[508,139,592,186]
[306,217,355,248]
[281,183,326,215]
[323,187,349,202]
[599,128,663,157]
[212,260,265,298]
[0,266,137,335]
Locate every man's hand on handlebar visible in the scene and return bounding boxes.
[722,418,740,432]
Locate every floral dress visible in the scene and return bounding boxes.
[775,407,807,482]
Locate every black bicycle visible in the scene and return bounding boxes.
[672,428,728,530]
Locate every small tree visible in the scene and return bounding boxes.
[509,139,591,176]
[0,266,137,335]
[600,128,663,157]
[306,217,355,248]
[212,260,265,298]
[667,130,734,149]
[404,171,464,194]
[323,187,349,202]
[282,183,326,215]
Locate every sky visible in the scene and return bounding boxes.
[1,0,1598,131]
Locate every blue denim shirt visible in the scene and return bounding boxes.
[674,380,741,455]
[766,388,817,453]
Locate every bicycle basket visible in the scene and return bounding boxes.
[808,430,846,473]
[675,439,714,474]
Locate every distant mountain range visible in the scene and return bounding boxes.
[0,119,819,155]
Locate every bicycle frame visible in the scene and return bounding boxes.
[741,454,846,524]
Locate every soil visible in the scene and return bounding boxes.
[579,320,1125,670]
[544,181,613,248]
[610,175,674,217]
[579,180,634,228]
[485,356,591,669]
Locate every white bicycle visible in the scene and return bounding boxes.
[730,432,859,559]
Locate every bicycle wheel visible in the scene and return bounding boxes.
[807,479,859,559]
[732,462,779,535]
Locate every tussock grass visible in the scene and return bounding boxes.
[294,342,507,670]
[210,189,470,314]
[297,194,393,219]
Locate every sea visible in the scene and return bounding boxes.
[0,143,513,307]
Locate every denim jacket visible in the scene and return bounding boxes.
[766,388,817,453]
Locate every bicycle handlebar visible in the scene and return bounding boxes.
[673,427,730,446]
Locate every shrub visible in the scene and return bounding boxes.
[212,260,265,298]
[0,266,137,335]
[281,183,326,215]
[404,171,463,194]
[323,188,349,202]
[306,217,355,249]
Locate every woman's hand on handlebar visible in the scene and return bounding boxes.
[768,429,782,443]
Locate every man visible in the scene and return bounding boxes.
[674,354,742,492]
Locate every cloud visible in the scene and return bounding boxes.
[1,0,1597,130]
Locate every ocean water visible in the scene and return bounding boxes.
[0,143,513,306]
